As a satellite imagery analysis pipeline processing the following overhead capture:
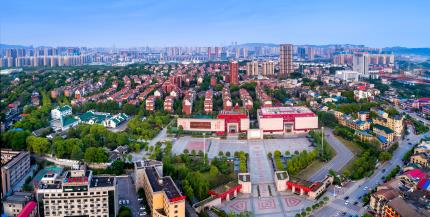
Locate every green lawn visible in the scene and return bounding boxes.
[334,135,364,173]
[296,160,325,180]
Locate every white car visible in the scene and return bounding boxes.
[345,200,349,205]
[363,186,368,191]
[119,200,123,205]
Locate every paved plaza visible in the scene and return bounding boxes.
[220,192,314,217]
[171,135,316,216]
[172,136,313,159]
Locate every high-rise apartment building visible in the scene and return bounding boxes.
[262,61,274,76]
[230,61,239,85]
[353,52,369,77]
[246,61,258,76]
[36,166,118,217]
[280,44,293,76]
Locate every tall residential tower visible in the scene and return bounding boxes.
[280,44,293,76]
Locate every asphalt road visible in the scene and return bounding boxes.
[309,128,354,182]
[314,126,429,217]
[131,125,169,161]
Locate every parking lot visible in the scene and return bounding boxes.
[117,176,141,216]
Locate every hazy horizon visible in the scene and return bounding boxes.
[1,0,430,48]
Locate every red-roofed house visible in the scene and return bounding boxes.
[399,169,428,188]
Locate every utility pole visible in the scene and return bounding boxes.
[321,126,324,160]
[203,133,206,165]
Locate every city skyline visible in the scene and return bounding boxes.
[2,0,430,48]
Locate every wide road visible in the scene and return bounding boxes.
[396,106,430,126]
[131,126,169,161]
[309,128,354,182]
[314,126,429,217]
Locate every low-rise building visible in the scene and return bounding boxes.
[164,96,174,113]
[36,166,118,217]
[239,89,253,110]
[146,95,155,112]
[410,141,430,168]
[134,160,186,217]
[373,124,395,144]
[383,196,430,217]
[17,200,38,217]
[50,105,78,131]
[204,90,213,114]
[2,192,33,217]
[257,107,318,134]
[369,187,399,215]
[372,110,404,137]
[334,70,359,82]
[1,150,31,197]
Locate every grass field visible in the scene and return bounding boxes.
[296,160,325,180]
[334,135,364,172]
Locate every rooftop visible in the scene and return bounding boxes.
[238,173,251,182]
[259,106,314,115]
[4,192,33,204]
[145,167,183,200]
[135,160,163,169]
[387,197,430,217]
[288,176,314,188]
[276,171,289,180]
[90,176,115,187]
[373,124,394,134]
[1,150,29,169]
[209,180,240,195]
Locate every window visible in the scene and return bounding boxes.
[174,205,178,208]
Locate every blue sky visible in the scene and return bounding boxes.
[1,0,429,47]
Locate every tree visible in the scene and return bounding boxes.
[182,179,195,200]
[70,145,83,160]
[26,136,50,155]
[1,130,30,150]
[209,165,219,177]
[108,160,125,175]
[122,103,138,115]
[378,151,392,162]
[84,147,108,163]
[118,206,132,217]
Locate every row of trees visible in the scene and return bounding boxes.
[286,150,318,175]
[238,151,247,173]
[309,130,335,161]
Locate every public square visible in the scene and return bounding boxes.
[171,136,313,159]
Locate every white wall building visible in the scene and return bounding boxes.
[335,70,359,82]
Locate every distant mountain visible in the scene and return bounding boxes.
[383,47,430,57]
